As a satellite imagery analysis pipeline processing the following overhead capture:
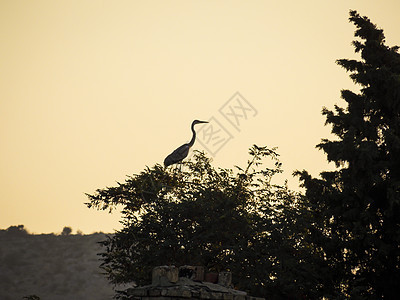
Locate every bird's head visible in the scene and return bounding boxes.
[192,120,209,126]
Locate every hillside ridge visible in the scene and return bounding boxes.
[0,226,115,300]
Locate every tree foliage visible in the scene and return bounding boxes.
[87,146,326,299]
[61,226,72,236]
[1,225,29,237]
[85,10,400,299]
[296,10,400,299]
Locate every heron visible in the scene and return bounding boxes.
[164,119,209,167]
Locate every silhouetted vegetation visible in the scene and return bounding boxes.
[0,227,114,300]
[87,10,400,299]
[87,146,326,298]
[296,10,400,299]
[0,224,29,237]
[61,226,72,236]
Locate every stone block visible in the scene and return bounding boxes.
[152,266,179,286]
[209,292,224,299]
[200,289,212,299]
[218,271,232,287]
[148,289,162,296]
[222,294,234,300]
[164,288,192,298]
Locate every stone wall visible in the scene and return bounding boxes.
[121,266,265,300]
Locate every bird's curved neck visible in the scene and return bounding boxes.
[188,122,197,147]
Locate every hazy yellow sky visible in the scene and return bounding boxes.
[1,1,400,234]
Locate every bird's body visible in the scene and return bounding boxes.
[164,143,191,167]
[164,120,208,167]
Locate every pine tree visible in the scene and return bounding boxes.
[297,10,400,298]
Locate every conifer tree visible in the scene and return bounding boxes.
[297,10,400,298]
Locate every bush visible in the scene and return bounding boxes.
[87,146,326,298]
[61,227,72,236]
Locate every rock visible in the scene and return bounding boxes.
[123,265,265,300]
[152,266,179,286]
[218,271,232,287]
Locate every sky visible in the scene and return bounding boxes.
[1,0,400,234]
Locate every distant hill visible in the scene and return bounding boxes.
[0,226,117,300]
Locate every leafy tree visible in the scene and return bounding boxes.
[87,146,326,298]
[296,10,400,299]
[61,226,72,236]
[5,225,29,236]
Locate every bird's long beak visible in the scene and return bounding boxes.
[198,120,209,124]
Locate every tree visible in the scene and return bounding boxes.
[5,225,28,236]
[296,10,400,299]
[87,146,327,299]
[61,226,72,236]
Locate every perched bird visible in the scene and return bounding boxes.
[164,120,209,167]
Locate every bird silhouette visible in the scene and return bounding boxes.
[164,120,208,167]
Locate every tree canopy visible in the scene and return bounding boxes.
[87,10,400,299]
[297,10,400,299]
[87,146,326,299]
